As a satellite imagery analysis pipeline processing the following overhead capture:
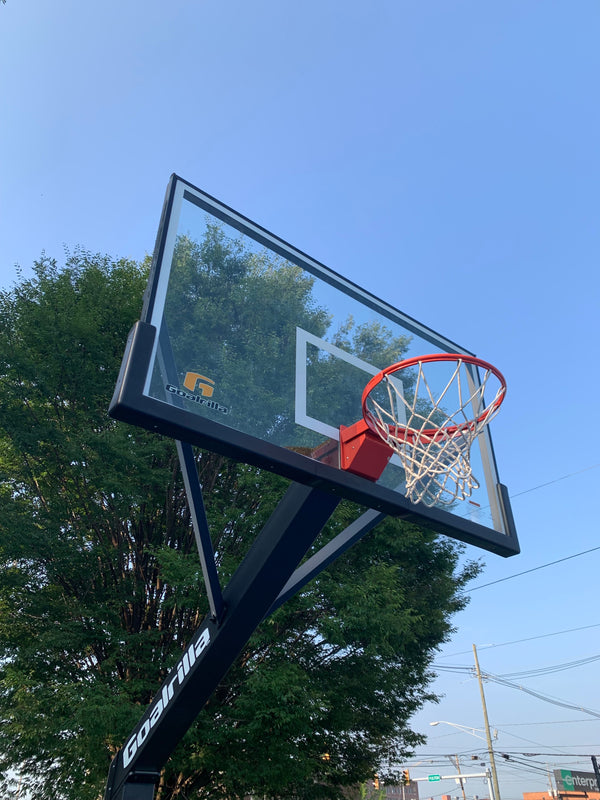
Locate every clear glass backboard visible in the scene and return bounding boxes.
[109,175,519,556]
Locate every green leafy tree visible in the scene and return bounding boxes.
[155,227,413,450]
[0,249,480,800]
[154,227,334,447]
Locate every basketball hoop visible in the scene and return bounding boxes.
[340,354,506,507]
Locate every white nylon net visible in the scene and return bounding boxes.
[365,357,505,507]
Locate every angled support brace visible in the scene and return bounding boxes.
[176,440,225,622]
[154,321,226,621]
[268,507,386,615]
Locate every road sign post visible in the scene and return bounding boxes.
[412,771,494,800]
[413,773,488,782]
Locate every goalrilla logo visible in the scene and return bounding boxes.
[122,626,211,768]
[165,371,229,414]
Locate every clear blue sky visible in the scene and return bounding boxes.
[1,3,599,799]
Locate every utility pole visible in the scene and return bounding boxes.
[473,644,501,800]
[547,765,557,798]
[451,754,467,800]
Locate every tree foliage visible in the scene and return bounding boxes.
[0,249,480,800]
[156,226,414,452]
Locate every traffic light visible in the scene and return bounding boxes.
[402,769,411,785]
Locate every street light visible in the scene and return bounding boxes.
[429,721,497,741]
[429,720,500,800]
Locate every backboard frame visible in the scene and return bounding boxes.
[109,174,519,557]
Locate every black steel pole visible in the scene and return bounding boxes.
[591,756,600,792]
[104,483,340,800]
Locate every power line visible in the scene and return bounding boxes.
[509,463,600,500]
[416,751,600,759]
[438,622,600,658]
[493,726,576,753]
[499,653,600,678]
[482,671,600,719]
[468,546,600,592]
[475,463,599,516]
[458,463,600,593]
[495,719,600,726]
